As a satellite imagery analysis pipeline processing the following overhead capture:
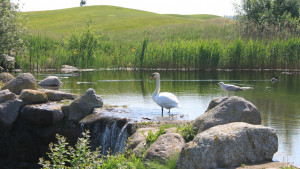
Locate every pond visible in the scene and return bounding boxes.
[33,70,300,166]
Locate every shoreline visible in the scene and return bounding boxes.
[11,68,300,73]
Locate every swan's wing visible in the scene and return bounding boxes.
[154,92,181,108]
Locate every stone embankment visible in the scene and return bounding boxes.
[0,72,104,168]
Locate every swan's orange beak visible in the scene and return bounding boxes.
[150,75,154,79]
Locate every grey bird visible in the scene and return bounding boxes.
[217,82,253,97]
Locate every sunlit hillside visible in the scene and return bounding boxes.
[23,5,230,38]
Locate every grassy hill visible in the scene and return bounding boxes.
[23,5,228,38]
[19,5,299,71]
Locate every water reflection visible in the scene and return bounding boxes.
[33,70,300,166]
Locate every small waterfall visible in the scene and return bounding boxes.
[114,124,129,153]
[80,112,133,155]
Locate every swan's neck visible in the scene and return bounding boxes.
[152,76,160,97]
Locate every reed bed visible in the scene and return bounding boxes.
[22,34,300,70]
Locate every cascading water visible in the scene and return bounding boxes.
[80,107,135,155]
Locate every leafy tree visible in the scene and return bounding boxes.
[0,0,27,56]
[235,0,300,38]
[80,0,86,6]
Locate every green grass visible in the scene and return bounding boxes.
[23,5,224,38]
[145,154,179,169]
[20,5,300,70]
[280,166,298,169]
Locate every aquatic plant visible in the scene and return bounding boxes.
[22,33,300,70]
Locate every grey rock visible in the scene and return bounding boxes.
[0,99,23,131]
[38,76,62,86]
[1,73,37,95]
[128,127,159,157]
[132,140,147,157]
[128,127,158,150]
[0,72,14,84]
[62,88,103,121]
[0,54,15,70]
[39,89,78,101]
[13,130,40,162]
[19,89,48,104]
[21,102,65,126]
[144,133,185,163]
[205,97,228,112]
[193,96,261,133]
[0,89,17,103]
[61,64,79,70]
[127,127,180,158]
[176,122,278,169]
[61,65,80,74]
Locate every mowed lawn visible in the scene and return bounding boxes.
[23,5,227,38]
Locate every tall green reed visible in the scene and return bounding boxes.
[23,26,300,70]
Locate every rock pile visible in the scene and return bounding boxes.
[0,73,104,168]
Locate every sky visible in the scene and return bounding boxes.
[13,0,238,16]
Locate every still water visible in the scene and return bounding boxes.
[34,70,300,166]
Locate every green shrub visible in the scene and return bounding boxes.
[142,126,166,147]
[39,130,102,168]
[39,130,146,169]
[176,123,196,142]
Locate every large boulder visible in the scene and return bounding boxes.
[0,89,17,104]
[19,89,48,104]
[144,133,185,163]
[128,127,179,158]
[62,88,103,121]
[38,76,62,87]
[1,73,37,95]
[0,72,14,84]
[21,102,65,126]
[128,127,158,149]
[39,89,78,101]
[176,122,278,169]
[193,96,261,133]
[128,127,159,157]
[0,54,15,70]
[0,99,23,131]
[205,97,228,112]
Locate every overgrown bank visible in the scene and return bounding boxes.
[21,34,300,70]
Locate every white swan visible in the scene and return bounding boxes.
[150,72,182,116]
